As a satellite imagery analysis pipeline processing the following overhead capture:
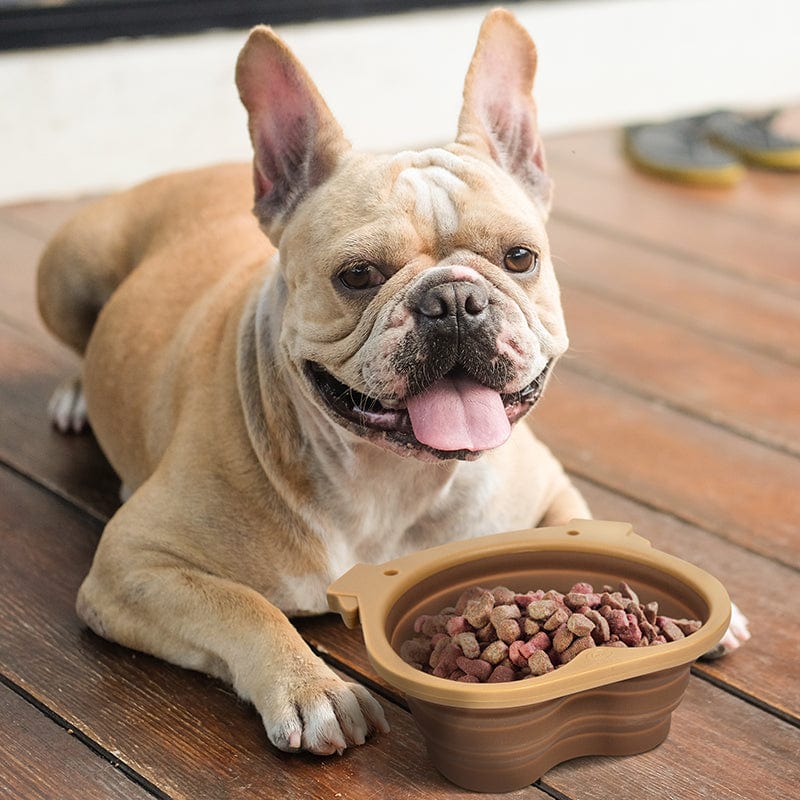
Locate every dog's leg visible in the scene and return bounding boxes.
[76,487,389,755]
[538,481,592,527]
[37,193,144,435]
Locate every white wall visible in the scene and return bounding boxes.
[1,0,798,203]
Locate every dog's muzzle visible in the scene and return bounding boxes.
[307,274,552,460]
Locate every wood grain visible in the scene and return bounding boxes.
[548,216,800,367]
[560,284,800,454]
[531,370,800,569]
[0,683,157,800]
[548,159,800,295]
[0,197,96,241]
[0,318,120,520]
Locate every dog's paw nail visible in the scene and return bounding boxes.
[701,607,751,659]
[48,377,89,434]
[701,642,726,660]
[288,730,302,750]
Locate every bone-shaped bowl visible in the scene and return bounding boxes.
[327,519,730,793]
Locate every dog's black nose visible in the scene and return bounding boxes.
[414,281,489,320]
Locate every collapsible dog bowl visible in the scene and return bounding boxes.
[327,519,730,793]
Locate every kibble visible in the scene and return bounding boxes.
[400,582,702,683]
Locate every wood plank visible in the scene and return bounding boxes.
[0,219,54,339]
[560,284,800,454]
[546,127,800,233]
[547,159,800,295]
[530,370,800,569]
[0,683,158,800]
[0,197,96,241]
[0,318,119,520]
[0,464,546,800]
[549,216,800,366]
[0,183,797,797]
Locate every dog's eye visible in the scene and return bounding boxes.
[503,247,539,274]
[338,263,386,291]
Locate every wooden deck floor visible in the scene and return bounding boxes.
[1,127,798,799]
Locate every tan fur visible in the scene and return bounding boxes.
[37,10,590,756]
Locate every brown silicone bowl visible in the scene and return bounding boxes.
[327,519,730,793]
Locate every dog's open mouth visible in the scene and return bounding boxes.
[307,361,552,460]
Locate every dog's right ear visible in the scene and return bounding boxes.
[236,27,350,240]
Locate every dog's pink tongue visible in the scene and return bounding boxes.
[406,374,510,452]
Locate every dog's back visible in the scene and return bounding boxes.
[37,163,262,356]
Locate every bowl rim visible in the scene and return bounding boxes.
[327,519,731,709]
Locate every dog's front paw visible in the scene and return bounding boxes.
[702,601,751,659]
[261,662,390,756]
[48,375,88,434]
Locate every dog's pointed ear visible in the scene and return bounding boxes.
[456,9,552,214]
[236,26,350,239]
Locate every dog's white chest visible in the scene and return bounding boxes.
[277,462,502,617]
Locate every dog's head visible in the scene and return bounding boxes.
[237,9,567,461]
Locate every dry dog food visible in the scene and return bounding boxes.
[400,582,702,683]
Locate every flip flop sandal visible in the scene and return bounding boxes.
[704,109,800,170]
[623,115,745,187]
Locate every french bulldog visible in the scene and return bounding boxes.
[37,9,595,755]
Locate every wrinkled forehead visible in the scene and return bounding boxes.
[384,146,543,238]
[286,146,544,266]
[387,148,475,238]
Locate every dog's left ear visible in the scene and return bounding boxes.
[236,26,350,241]
[456,9,553,214]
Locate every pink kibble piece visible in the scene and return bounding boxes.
[456,656,492,682]
[530,631,551,651]
[487,665,516,683]
[445,615,472,636]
